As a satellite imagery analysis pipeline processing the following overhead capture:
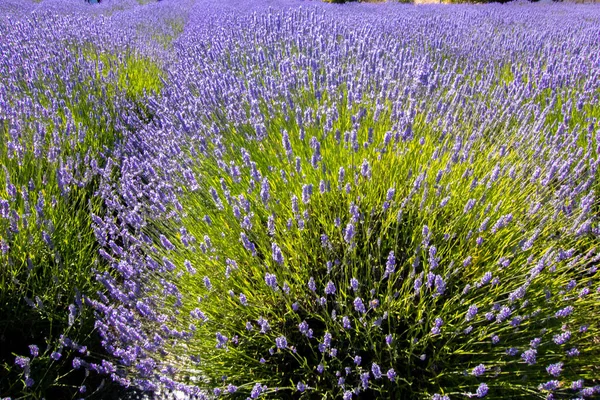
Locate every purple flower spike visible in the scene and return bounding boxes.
[272,242,284,265]
[472,364,486,376]
[265,273,278,290]
[325,281,336,295]
[476,383,489,398]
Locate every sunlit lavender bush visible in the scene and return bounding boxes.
[85,3,600,400]
[2,1,600,399]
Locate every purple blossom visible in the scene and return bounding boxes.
[344,222,356,244]
[472,364,486,376]
[250,383,264,398]
[203,276,212,290]
[216,332,228,349]
[384,251,396,278]
[308,277,316,292]
[325,281,336,295]
[566,347,580,357]
[264,273,278,290]
[240,232,257,256]
[260,177,270,205]
[476,383,489,398]
[275,336,288,349]
[227,384,238,393]
[371,363,382,379]
[301,184,313,204]
[387,368,396,381]
[571,380,584,390]
[506,348,519,356]
[15,356,30,368]
[555,306,574,318]
[271,243,283,265]
[299,321,309,335]
[385,334,393,346]
[353,297,366,314]
[360,159,371,179]
[553,331,571,345]
[360,372,370,389]
[28,345,39,358]
[538,380,560,391]
[466,304,478,321]
[521,349,537,365]
[342,316,351,329]
[546,362,563,377]
[159,234,175,251]
[496,306,511,323]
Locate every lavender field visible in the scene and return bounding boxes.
[1,0,600,399]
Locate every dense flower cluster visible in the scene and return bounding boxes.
[2,0,600,399]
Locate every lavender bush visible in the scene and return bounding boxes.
[0,0,184,397]
[86,3,600,399]
[2,1,600,399]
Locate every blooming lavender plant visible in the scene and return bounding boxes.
[33,2,600,400]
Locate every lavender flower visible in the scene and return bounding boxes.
[344,222,356,244]
[353,297,366,314]
[260,177,270,205]
[275,336,288,349]
[324,281,336,295]
[215,332,228,349]
[538,380,560,391]
[472,364,486,376]
[555,306,574,318]
[553,331,571,345]
[476,383,489,398]
[28,345,39,358]
[302,184,313,204]
[360,372,370,389]
[371,363,382,379]
[385,334,393,346]
[546,362,563,377]
[386,368,396,381]
[308,277,316,292]
[521,349,537,365]
[342,316,351,329]
[384,251,396,278]
[271,243,284,265]
[15,356,30,369]
[466,304,478,321]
